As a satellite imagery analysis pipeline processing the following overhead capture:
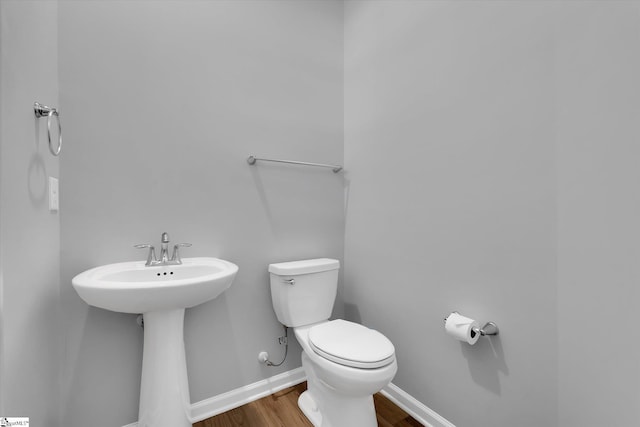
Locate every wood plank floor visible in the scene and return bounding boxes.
[193,382,422,427]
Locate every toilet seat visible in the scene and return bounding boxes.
[308,320,395,369]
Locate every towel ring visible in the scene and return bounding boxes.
[34,102,62,156]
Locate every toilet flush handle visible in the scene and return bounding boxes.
[283,278,295,285]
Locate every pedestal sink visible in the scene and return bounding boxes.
[72,257,238,427]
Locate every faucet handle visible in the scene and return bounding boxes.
[161,232,170,244]
[171,243,192,263]
[134,244,157,266]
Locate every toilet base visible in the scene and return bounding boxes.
[297,386,377,427]
[298,390,322,427]
[300,353,378,427]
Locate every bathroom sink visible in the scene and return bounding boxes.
[72,250,239,427]
[72,257,238,314]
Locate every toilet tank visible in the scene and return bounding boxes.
[269,258,340,327]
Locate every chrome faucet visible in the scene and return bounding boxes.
[160,232,171,263]
[135,232,192,267]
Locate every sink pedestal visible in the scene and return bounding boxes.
[138,309,191,427]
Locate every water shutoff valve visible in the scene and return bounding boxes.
[258,351,269,364]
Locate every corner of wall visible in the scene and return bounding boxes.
[0,0,6,415]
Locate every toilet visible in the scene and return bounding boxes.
[269,258,397,427]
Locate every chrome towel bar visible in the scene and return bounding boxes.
[34,102,62,156]
[247,155,343,173]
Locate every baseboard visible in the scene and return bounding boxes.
[122,367,454,427]
[381,383,456,427]
[190,366,306,422]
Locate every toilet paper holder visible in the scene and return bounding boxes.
[476,321,499,336]
[444,312,499,337]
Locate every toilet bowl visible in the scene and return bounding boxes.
[268,259,397,427]
[294,321,398,427]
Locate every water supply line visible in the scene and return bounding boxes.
[258,325,289,367]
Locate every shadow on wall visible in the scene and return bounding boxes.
[185,291,249,402]
[63,306,143,427]
[460,335,508,395]
[249,165,279,247]
[28,153,47,208]
[28,119,48,208]
[343,302,362,324]
[248,160,345,259]
[342,172,351,218]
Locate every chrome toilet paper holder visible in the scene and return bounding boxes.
[444,312,499,337]
[475,321,499,337]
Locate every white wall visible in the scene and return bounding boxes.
[343,2,557,426]
[58,1,344,426]
[0,1,61,425]
[557,2,640,426]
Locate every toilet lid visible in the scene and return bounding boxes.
[308,320,395,369]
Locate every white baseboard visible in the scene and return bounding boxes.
[122,367,454,427]
[380,383,456,427]
[190,366,306,422]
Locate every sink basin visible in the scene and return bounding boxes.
[72,257,238,314]
[72,256,239,427]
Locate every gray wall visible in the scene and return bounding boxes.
[2,2,639,426]
[58,1,344,426]
[0,0,61,425]
[344,1,640,427]
[344,1,557,426]
[557,2,640,426]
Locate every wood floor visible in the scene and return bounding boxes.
[193,382,422,427]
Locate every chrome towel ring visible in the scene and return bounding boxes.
[34,102,62,156]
